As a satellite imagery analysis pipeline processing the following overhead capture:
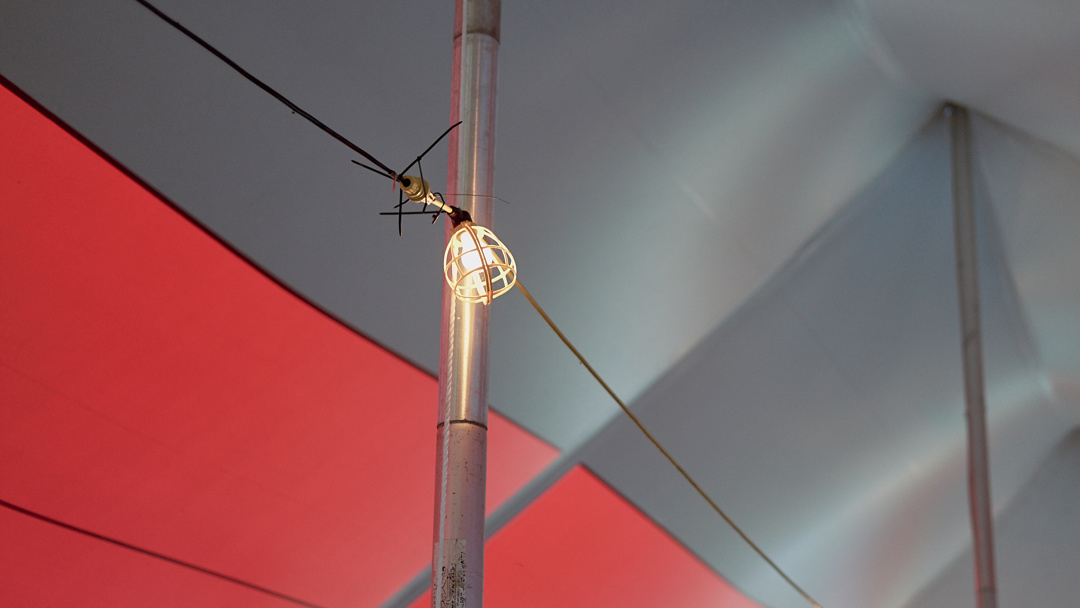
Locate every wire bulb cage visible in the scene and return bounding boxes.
[444,222,516,304]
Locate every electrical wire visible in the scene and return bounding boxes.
[0,498,327,608]
[132,0,398,179]
[514,280,824,608]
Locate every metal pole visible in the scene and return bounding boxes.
[432,1,500,607]
[948,103,998,608]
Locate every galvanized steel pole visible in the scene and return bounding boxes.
[432,0,500,606]
[948,103,999,608]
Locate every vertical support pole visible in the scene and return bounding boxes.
[948,103,999,608]
[432,1,500,607]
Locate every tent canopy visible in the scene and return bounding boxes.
[2,1,1078,606]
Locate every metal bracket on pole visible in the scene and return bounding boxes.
[949,102,999,608]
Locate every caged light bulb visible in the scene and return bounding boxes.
[395,173,516,304]
[443,221,516,304]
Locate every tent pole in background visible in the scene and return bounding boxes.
[948,103,999,608]
[432,0,500,606]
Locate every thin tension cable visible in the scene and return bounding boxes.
[0,498,327,608]
[514,280,824,608]
[132,0,397,179]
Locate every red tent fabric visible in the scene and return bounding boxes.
[1,83,557,607]
[2,77,760,607]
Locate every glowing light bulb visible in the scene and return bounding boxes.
[444,222,516,304]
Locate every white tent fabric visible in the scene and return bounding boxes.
[583,115,1075,607]
[908,430,1080,608]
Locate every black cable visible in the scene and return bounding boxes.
[133,0,472,234]
[132,0,398,179]
[0,498,328,608]
[350,159,395,181]
[397,121,461,177]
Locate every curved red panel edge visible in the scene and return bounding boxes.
[0,81,557,607]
